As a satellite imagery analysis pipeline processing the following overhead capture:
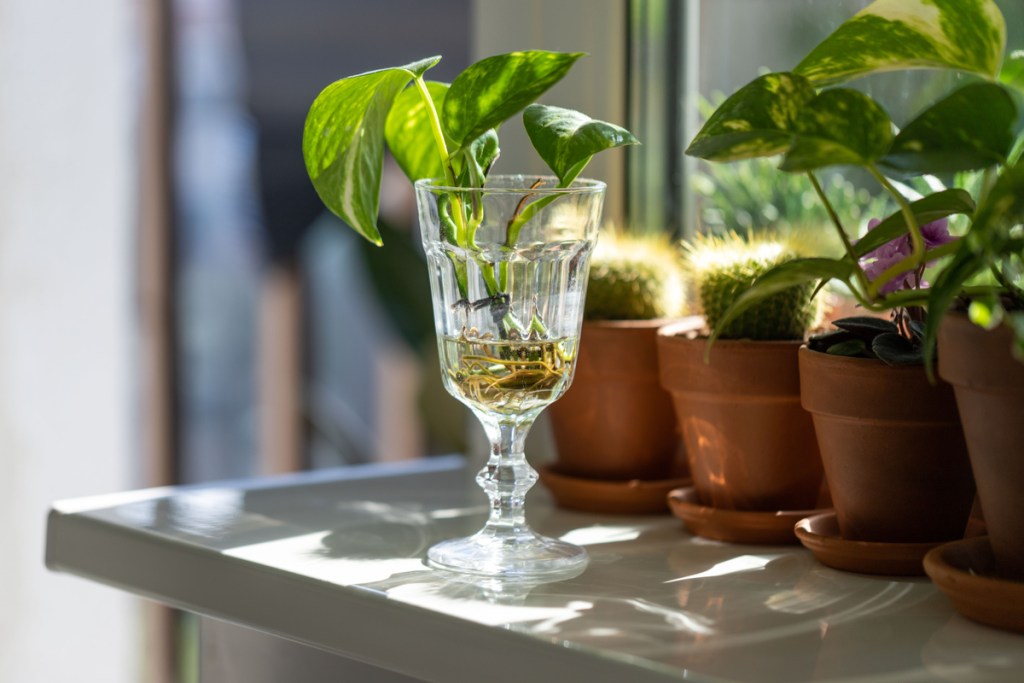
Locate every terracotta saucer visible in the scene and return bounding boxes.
[924,536,1024,633]
[667,486,822,545]
[537,464,690,515]
[795,511,945,576]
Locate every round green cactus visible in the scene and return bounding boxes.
[584,232,686,321]
[686,233,819,340]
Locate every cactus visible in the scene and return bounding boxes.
[584,232,686,321]
[686,233,819,341]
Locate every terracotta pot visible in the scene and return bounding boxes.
[800,346,974,543]
[939,313,1024,579]
[548,319,690,481]
[656,321,823,511]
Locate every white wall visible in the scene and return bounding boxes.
[0,1,138,681]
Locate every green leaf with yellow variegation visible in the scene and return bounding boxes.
[442,51,584,150]
[1001,50,1024,93]
[523,104,639,186]
[882,82,1017,175]
[304,56,441,245]
[780,88,893,172]
[685,73,815,162]
[795,0,1006,87]
[385,80,451,183]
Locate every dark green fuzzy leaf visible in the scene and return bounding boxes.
[385,80,450,183]
[808,328,858,352]
[780,89,893,172]
[833,316,899,339]
[524,104,639,185]
[686,73,815,162]
[853,189,975,257]
[908,318,926,341]
[826,338,868,357]
[794,0,1006,87]
[443,51,584,148]
[882,83,1018,175]
[304,57,440,245]
[872,332,922,365]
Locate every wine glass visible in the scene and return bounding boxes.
[415,175,605,579]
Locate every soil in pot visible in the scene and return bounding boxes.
[657,321,823,512]
[548,319,689,481]
[939,313,1024,579]
[800,346,975,544]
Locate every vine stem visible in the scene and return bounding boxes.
[414,76,456,186]
[866,164,925,301]
[413,76,472,248]
[807,172,872,295]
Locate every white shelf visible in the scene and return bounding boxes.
[46,456,1024,682]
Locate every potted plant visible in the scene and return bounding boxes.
[659,232,825,543]
[302,50,638,578]
[685,1,1020,555]
[543,231,691,514]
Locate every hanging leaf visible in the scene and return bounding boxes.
[882,83,1018,175]
[708,257,857,344]
[780,89,893,172]
[303,56,441,245]
[523,104,639,185]
[443,51,584,150]
[455,129,501,187]
[794,0,1006,87]
[385,80,451,183]
[852,189,975,257]
[1000,49,1024,92]
[686,72,815,162]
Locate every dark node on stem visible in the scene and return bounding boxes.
[505,177,546,238]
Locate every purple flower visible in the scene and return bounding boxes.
[858,217,954,294]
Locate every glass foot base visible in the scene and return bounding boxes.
[427,529,588,580]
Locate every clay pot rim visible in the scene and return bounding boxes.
[657,318,807,351]
[797,344,931,375]
[583,317,696,331]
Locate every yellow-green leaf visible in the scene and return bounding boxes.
[303,57,440,245]
[794,0,1006,87]
[685,73,815,162]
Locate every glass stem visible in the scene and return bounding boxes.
[476,415,538,537]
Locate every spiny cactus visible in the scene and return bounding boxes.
[584,231,686,321]
[686,233,819,341]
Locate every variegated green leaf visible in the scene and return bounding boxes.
[455,129,501,187]
[882,82,1017,175]
[685,73,815,162]
[794,0,1006,87]
[442,51,584,149]
[523,104,639,185]
[384,81,454,183]
[780,89,893,172]
[385,80,451,183]
[1001,50,1024,93]
[303,56,440,245]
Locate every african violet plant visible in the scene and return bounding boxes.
[302,50,638,303]
[686,0,1024,369]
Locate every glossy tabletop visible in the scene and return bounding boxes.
[46,456,1024,682]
